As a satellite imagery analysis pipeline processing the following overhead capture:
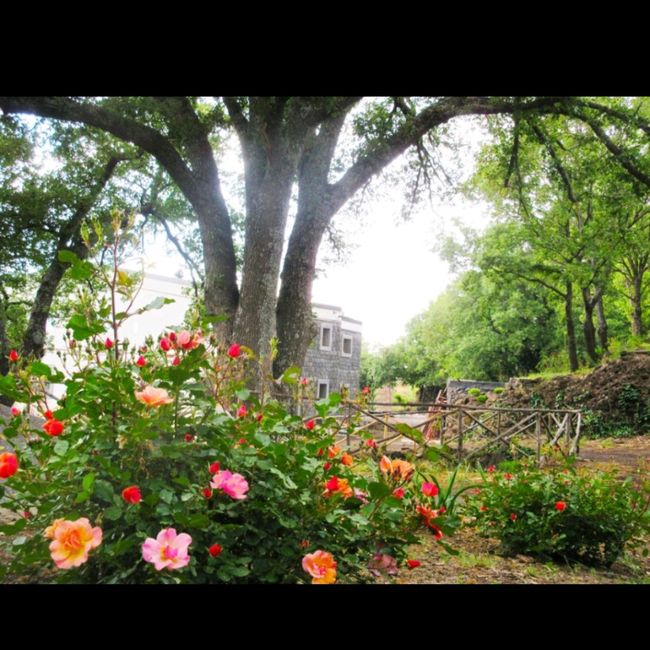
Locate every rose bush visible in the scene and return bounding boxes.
[0,216,426,583]
[465,459,650,567]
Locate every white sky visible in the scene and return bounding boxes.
[139,115,494,350]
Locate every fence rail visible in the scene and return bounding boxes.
[338,401,581,464]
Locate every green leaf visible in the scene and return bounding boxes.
[395,422,423,443]
[230,566,251,577]
[94,480,115,503]
[187,514,210,528]
[53,440,69,456]
[75,490,90,503]
[138,296,175,313]
[279,366,301,385]
[328,392,342,407]
[66,314,103,341]
[82,472,96,492]
[12,536,27,546]
[235,388,251,401]
[58,249,80,264]
[159,489,175,504]
[68,260,94,281]
[30,361,53,379]
[254,432,271,447]
[104,506,122,521]
[368,481,391,500]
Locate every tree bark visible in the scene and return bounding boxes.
[22,156,123,358]
[595,292,609,353]
[581,287,599,363]
[275,113,348,376]
[631,274,644,336]
[565,283,579,372]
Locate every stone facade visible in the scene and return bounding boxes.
[302,303,362,399]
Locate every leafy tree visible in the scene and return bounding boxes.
[4,97,648,382]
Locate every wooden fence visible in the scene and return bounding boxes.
[337,401,582,464]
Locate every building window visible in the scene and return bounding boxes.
[342,336,352,357]
[320,325,332,351]
[317,380,329,400]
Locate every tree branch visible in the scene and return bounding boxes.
[0,97,199,201]
[140,204,203,281]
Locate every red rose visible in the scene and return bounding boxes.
[361,386,370,395]
[326,476,339,492]
[43,410,53,419]
[43,418,64,436]
[510,513,517,521]
[8,350,19,362]
[406,559,421,569]
[168,332,177,343]
[237,404,247,418]
[10,407,20,417]
[487,465,495,473]
[323,462,332,471]
[0,452,19,478]
[256,413,263,423]
[184,433,194,442]
[203,488,213,499]
[172,356,181,366]
[366,438,378,449]
[304,419,315,431]
[209,543,223,558]
[555,501,567,511]
[160,337,172,352]
[209,462,220,474]
[392,487,405,499]
[227,343,241,358]
[136,355,146,367]
[122,485,142,504]
[105,338,114,349]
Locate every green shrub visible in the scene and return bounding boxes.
[493,387,504,395]
[0,218,422,584]
[467,388,481,397]
[466,462,650,567]
[476,394,488,404]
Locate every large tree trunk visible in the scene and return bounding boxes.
[581,287,599,363]
[234,155,297,359]
[193,196,239,338]
[595,292,609,353]
[630,274,644,336]
[565,283,579,372]
[275,113,348,376]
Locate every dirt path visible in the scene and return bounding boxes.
[577,436,650,472]
[393,527,650,585]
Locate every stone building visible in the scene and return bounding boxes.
[302,303,362,399]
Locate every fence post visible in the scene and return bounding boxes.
[535,412,542,465]
[457,408,464,462]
